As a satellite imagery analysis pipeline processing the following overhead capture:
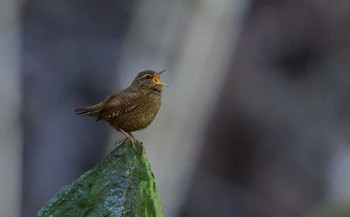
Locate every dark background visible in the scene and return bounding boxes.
[0,0,350,217]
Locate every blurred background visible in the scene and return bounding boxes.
[1,0,350,216]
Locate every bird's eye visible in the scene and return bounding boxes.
[144,75,152,79]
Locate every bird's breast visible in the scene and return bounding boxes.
[110,94,161,132]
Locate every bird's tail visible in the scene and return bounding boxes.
[74,103,103,117]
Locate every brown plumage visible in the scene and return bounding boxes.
[74,70,167,149]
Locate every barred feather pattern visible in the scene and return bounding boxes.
[74,102,104,117]
[74,88,161,132]
[108,92,161,132]
[75,70,165,135]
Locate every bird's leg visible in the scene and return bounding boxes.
[119,129,137,150]
[129,132,145,153]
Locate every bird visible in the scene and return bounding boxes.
[74,70,167,150]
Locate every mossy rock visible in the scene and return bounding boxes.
[35,140,163,217]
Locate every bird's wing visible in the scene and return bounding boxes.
[96,91,141,121]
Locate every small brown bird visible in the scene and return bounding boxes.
[74,70,167,149]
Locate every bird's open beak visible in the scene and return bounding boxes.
[153,70,168,86]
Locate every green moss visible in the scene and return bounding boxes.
[35,141,164,217]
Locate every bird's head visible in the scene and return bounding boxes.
[132,70,168,93]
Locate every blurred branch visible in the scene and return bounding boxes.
[35,141,163,217]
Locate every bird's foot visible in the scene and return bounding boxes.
[119,129,140,151]
[114,138,140,153]
[119,130,144,154]
[126,137,144,155]
[127,136,138,150]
